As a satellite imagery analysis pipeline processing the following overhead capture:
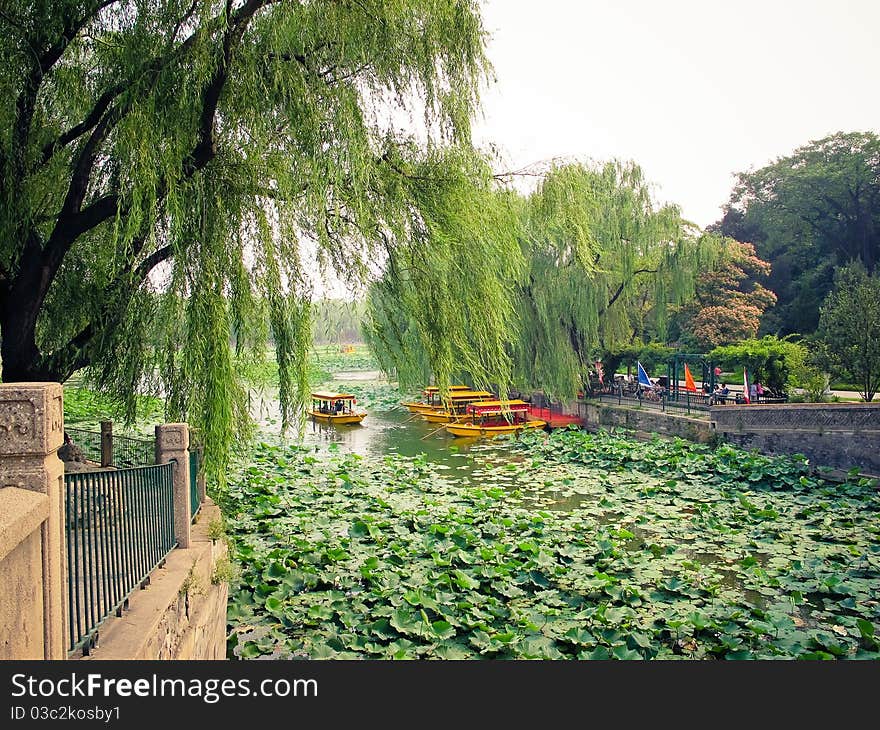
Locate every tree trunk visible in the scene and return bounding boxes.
[0,268,57,383]
[0,314,48,382]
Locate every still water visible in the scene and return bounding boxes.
[248,374,531,490]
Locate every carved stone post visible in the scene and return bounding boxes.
[100,420,113,468]
[197,445,206,506]
[0,383,68,659]
[155,423,191,549]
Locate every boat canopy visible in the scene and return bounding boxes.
[423,385,470,393]
[311,391,355,401]
[445,390,493,400]
[467,399,530,415]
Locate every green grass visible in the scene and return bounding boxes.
[828,381,864,393]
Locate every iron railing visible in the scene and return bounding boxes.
[65,427,154,468]
[64,427,102,464]
[64,462,176,655]
[189,448,201,520]
[590,389,712,417]
[113,433,155,468]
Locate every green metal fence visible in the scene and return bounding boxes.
[64,427,102,463]
[64,463,176,655]
[592,389,711,417]
[113,433,155,468]
[189,448,201,520]
[65,427,154,468]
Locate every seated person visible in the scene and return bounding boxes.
[711,383,731,404]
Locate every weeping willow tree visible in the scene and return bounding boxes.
[366,160,723,401]
[364,149,524,396]
[514,161,720,398]
[311,299,366,345]
[0,0,491,478]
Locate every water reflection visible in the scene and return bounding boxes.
[248,379,529,487]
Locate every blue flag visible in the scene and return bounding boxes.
[637,361,653,388]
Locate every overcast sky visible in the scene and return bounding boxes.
[470,0,880,228]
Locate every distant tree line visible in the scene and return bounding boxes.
[711,131,879,337]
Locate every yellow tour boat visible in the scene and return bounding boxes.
[420,390,494,423]
[445,400,546,438]
[309,391,366,425]
[401,385,472,414]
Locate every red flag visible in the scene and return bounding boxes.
[684,363,697,392]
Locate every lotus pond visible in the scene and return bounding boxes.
[219,411,880,660]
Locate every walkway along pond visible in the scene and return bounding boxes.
[219,376,880,660]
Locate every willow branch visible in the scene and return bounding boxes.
[599,268,658,317]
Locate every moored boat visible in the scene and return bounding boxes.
[419,390,494,423]
[309,391,366,425]
[445,400,546,438]
[401,385,472,414]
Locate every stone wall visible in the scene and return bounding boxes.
[582,402,714,443]
[582,400,880,478]
[1,383,228,661]
[0,384,67,660]
[710,403,880,477]
[0,504,45,659]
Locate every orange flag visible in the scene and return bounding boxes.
[684,363,697,392]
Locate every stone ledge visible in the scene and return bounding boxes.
[78,498,228,660]
[713,427,880,435]
[0,487,49,562]
[712,402,880,411]
[595,403,710,427]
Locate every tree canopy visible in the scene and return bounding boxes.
[365,160,724,401]
[816,262,880,402]
[712,131,880,336]
[0,0,492,475]
[670,239,776,349]
[708,335,809,396]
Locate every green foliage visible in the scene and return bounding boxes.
[363,159,525,395]
[63,385,163,434]
[220,430,880,660]
[311,300,365,346]
[513,162,712,398]
[601,343,675,380]
[234,349,336,390]
[816,262,880,402]
[207,517,226,544]
[0,0,494,480]
[211,557,238,587]
[793,370,831,403]
[713,131,880,335]
[179,560,204,598]
[310,344,377,375]
[366,160,721,401]
[709,335,811,394]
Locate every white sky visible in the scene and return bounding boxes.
[471,0,880,228]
